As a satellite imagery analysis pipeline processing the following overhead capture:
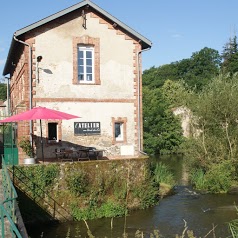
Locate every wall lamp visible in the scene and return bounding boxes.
[36,56,53,83]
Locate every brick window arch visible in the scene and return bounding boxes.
[73,35,100,85]
[112,117,127,144]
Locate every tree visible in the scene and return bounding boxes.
[184,75,238,170]
[0,83,7,101]
[143,47,221,92]
[143,86,184,155]
[221,35,238,76]
[177,47,221,90]
[161,79,189,108]
[143,63,179,89]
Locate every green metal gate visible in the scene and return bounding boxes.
[2,124,18,165]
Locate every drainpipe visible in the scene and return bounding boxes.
[4,76,10,116]
[13,34,33,143]
[137,47,151,155]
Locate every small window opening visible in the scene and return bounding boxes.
[115,122,124,141]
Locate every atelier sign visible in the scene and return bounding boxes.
[74,122,101,135]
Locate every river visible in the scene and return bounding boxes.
[27,155,238,238]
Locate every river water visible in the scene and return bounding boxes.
[27,155,238,238]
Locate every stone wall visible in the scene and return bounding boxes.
[15,157,153,223]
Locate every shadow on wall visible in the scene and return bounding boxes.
[31,135,106,163]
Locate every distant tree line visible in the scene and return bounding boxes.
[0,78,7,101]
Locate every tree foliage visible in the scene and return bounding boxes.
[142,86,184,155]
[142,47,221,155]
[184,75,238,172]
[142,36,238,155]
[143,47,221,92]
[142,35,238,191]
[0,83,7,101]
[221,35,238,76]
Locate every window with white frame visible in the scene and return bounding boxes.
[115,122,124,141]
[78,46,94,82]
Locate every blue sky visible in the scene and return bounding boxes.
[1,0,238,77]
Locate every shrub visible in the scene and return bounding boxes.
[153,162,175,186]
[66,171,89,196]
[71,200,126,220]
[97,200,126,218]
[205,162,234,193]
[13,164,59,197]
[190,168,207,191]
[131,180,158,209]
[190,161,234,193]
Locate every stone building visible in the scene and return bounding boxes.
[2,0,152,163]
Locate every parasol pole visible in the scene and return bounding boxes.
[40,119,44,163]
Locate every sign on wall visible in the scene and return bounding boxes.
[74,122,101,135]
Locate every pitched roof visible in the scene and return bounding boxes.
[3,0,152,75]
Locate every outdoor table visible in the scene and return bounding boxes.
[77,148,104,160]
[77,148,104,161]
[55,150,73,162]
[77,149,90,160]
[91,149,104,160]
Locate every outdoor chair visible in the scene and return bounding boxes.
[54,148,64,161]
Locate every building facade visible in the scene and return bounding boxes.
[3,0,152,163]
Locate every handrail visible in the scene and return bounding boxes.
[0,203,22,238]
[1,156,28,238]
[10,165,71,221]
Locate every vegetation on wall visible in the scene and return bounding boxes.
[13,158,170,222]
[65,159,159,220]
[14,164,60,198]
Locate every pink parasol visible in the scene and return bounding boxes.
[0,106,79,122]
[0,106,80,162]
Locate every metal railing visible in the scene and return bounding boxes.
[10,166,71,221]
[1,157,28,238]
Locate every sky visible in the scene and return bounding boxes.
[1,0,238,77]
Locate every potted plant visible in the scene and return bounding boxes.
[19,137,35,164]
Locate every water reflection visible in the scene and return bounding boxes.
[27,155,237,238]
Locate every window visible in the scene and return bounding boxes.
[73,36,100,85]
[115,122,124,141]
[48,123,58,141]
[112,117,127,144]
[78,46,94,82]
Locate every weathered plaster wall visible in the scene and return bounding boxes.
[34,13,135,99]
[28,9,140,160]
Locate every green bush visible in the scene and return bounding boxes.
[153,162,175,186]
[71,200,126,220]
[13,164,59,198]
[132,180,158,209]
[190,168,207,191]
[113,178,127,200]
[205,162,234,193]
[97,200,126,218]
[190,161,234,193]
[66,171,89,196]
